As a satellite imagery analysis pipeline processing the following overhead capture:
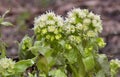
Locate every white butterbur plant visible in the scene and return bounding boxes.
[0,8,120,77]
[31,8,120,77]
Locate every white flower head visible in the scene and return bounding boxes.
[87,31,97,37]
[87,12,94,18]
[46,12,55,18]
[83,18,91,25]
[68,35,76,42]
[34,8,103,42]
[68,8,87,19]
[70,25,75,33]
[64,25,71,34]
[110,59,120,67]
[76,23,83,30]
[56,15,64,27]
[48,26,56,32]
[0,58,15,69]
[94,15,100,21]
[64,25,75,34]
[92,19,98,26]
[46,20,55,25]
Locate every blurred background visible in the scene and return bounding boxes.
[0,0,120,76]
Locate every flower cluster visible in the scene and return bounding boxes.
[68,35,81,44]
[20,36,32,51]
[110,59,120,67]
[33,8,103,49]
[0,58,15,74]
[34,12,64,42]
[96,38,106,48]
[64,8,102,39]
[19,36,33,59]
[60,8,103,49]
[110,59,120,77]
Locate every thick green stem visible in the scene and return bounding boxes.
[69,64,79,77]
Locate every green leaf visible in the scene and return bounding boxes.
[0,18,3,24]
[75,52,86,77]
[64,49,77,64]
[2,10,10,18]
[76,43,84,56]
[97,54,110,76]
[82,54,95,72]
[30,45,51,56]
[36,54,49,74]
[14,59,34,73]
[1,22,13,26]
[96,70,105,77]
[28,73,37,77]
[0,40,6,58]
[58,40,65,47]
[49,69,67,77]
[29,40,51,56]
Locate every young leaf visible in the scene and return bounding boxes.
[14,59,34,73]
[97,54,110,76]
[82,54,95,72]
[30,45,51,56]
[2,10,10,18]
[96,70,106,77]
[19,35,34,59]
[49,69,67,77]
[64,49,77,64]
[36,54,49,74]
[1,21,13,26]
[0,40,6,58]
